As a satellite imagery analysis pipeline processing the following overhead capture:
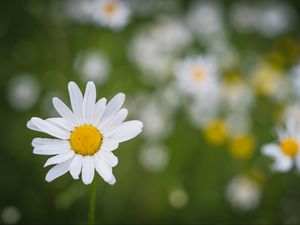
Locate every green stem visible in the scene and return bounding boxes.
[88,179,97,225]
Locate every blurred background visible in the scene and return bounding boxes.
[1,0,300,224]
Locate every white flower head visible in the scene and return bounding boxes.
[169,188,189,209]
[139,143,169,173]
[226,176,261,211]
[187,1,224,40]
[174,55,219,97]
[92,0,131,30]
[1,206,21,225]
[27,81,143,185]
[74,51,111,85]
[262,121,300,172]
[137,100,172,141]
[256,1,295,38]
[7,74,40,111]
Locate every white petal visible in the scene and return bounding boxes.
[33,140,70,155]
[101,138,119,151]
[29,117,70,139]
[69,154,83,179]
[93,154,114,184]
[107,175,116,185]
[52,97,78,126]
[99,93,125,126]
[44,150,75,167]
[68,81,84,122]
[27,120,41,132]
[82,156,95,185]
[32,138,64,147]
[104,120,143,143]
[100,108,128,133]
[45,159,72,182]
[92,98,107,126]
[262,144,281,158]
[98,151,118,167]
[46,118,74,131]
[82,81,97,124]
[271,157,293,172]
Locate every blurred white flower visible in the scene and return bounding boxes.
[148,18,192,53]
[283,104,300,126]
[289,63,300,99]
[66,0,94,24]
[27,81,143,185]
[7,74,40,111]
[230,1,258,33]
[1,206,21,225]
[129,18,191,82]
[92,0,131,30]
[129,31,173,81]
[256,2,295,38]
[74,51,110,85]
[208,39,239,70]
[226,176,261,211]
[67,0,131,29]
[137,100,172,141]
[225,112,251,138]
[223,81,255,113]
[187,1,225,41]
[174,55,219,98]
[187,95,220,129]
[251,63,289,102]
[169,188,189,209]
[262,120,300,172]
[139,143,169,172]
[230,1,295,37]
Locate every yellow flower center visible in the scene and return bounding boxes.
[192,67,205,81]
[70,125,102,156]
[280,138,298,157]
[203,120,228,146]
[104,2,118,16]
[229,134,255,159]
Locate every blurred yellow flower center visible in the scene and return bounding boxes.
[104,3,118,16]
[229,134,255,159]
[204,120,228,146]
[70,125,102,156]
[192,67,205,81]
[280,138,298,157]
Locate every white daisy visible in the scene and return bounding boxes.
[92,0,131,30]
[74,51,111,85]
[174,55,219,97]
[27,81,143,185]
[7,74,40,111]
[226,176,261,211]
[262,121,300,172]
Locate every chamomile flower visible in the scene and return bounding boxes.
[92,0,131,30]
[262,121,300,172]
[74,51,111,85]
[27,81,143,185]
[174,55,219,97]
[226,176,261,211]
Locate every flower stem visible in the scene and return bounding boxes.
[88,179,97,225]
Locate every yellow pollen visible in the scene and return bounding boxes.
[70,125,102,156]
[192,67,205,81]
[280,138,298,157]
[104,3,118,16]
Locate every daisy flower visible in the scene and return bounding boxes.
[262,121,300,172]
[174,55,219,97]
[226,176,261,211]
[92,0,131,30]
[27,81,143,185]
